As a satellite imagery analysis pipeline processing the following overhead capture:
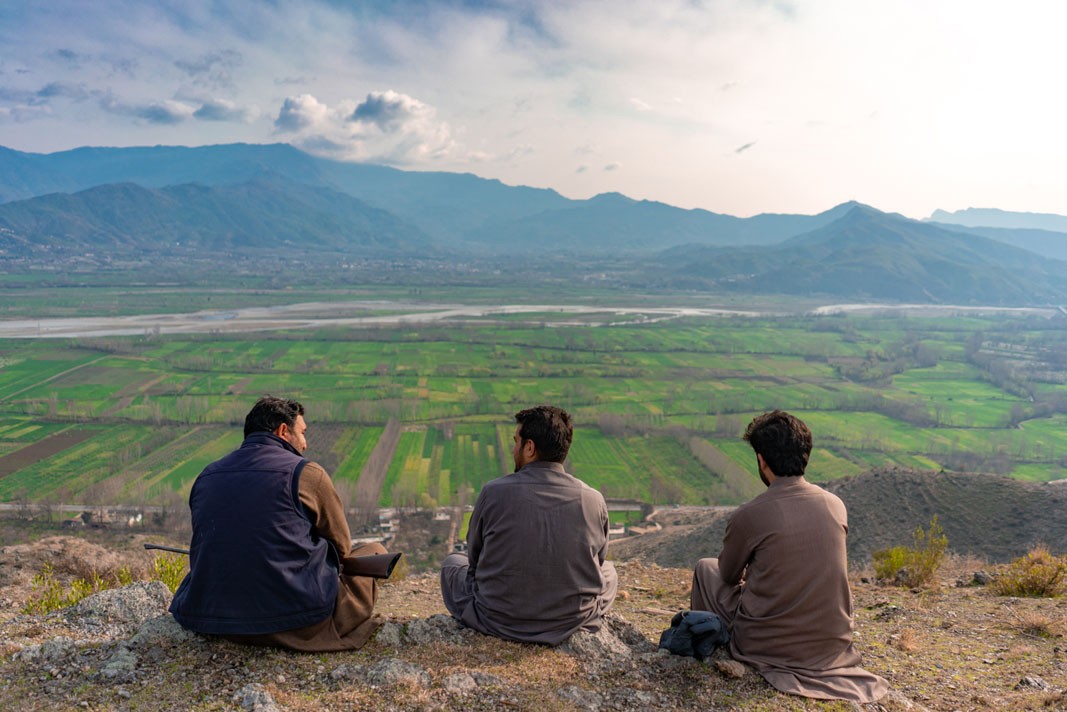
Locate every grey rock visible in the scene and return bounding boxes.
[63,581,171,636]
[616,689,657,708]
[328,662,362,682]
[442,672,478,693]
[557,685,603,711]
[100,644,138,679]
[603,614,655,652]
[127,614,201,648]
[403,614,469,645]
[13,636,77,663]
[560,624,633,662]
[233,682,281,712]
[1015,676,1050,690]
[469,670,505,687]
[373,621,403,647]
[364,658,431,688]
[973,570,994,586]
[441,670,505,693]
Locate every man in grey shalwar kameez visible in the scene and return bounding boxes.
[440,405,617,645]
[691,410,888,703]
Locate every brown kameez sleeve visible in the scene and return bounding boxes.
[296,461,352,559]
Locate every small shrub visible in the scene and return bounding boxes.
[873,546,908,581]
[992,546,1067,598]
[22,563,108,615]
[152,553,188,593]
[22,563,66,615]
[873,515,948,588]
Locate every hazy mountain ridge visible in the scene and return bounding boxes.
[655,205,1067,304]
[0,178,431,255]
[4,143,1067,304]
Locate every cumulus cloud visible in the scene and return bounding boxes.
[193,98,258,122]
[274,90,455,165]
[274,94,330,132]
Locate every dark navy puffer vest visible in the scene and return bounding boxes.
[169,432,339,635]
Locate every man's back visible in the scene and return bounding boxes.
[441,406,618,646]
[170,431,337,635]
[463,462,610,641]
[722,476,855,670]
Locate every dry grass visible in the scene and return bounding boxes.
[3,539,1067,711]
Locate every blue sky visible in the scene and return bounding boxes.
[2,1,1065,218]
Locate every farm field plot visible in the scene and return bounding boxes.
[567,429,715,504]
[2,296,1067,509]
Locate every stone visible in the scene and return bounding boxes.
[100,644,138,680]
[233,683,281,712]
[556,685,603,711]
[128,614,201,648]
[714,659,748,679]
[560,625,632,663]
[328,663,362,682]
[63,582,172,637]
[363,658,431,688]
[373,621,403,647]
[442,672,478,693]
[1015,676,1050,690]
[604,614,656,652]
[14,636,77,663]
[404,614,469,645]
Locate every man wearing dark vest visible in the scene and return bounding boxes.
[170,396,386,651]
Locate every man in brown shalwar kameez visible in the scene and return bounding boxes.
[170,396,385,651]
[691,410,888,703]
[440,405,618,645]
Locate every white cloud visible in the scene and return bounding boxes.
[274,94,330,132]
[274,90,455,165]
[99,96,196,125]
[193,98,258,123]
[6,1,1067,216]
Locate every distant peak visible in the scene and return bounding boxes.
[588,192,635,204]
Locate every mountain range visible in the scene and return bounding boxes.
[2,143,1067,305]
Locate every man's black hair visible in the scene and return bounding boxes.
[244,396,305,438]
[514,405,573,463]
[743,410,812,477]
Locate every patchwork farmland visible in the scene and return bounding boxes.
[2,298,1067,512]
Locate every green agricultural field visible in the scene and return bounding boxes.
[2,288,1067,509]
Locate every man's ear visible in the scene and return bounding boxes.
[273,422,289,439]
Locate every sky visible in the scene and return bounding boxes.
[2,0,1066,219]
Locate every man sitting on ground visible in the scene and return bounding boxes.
[170,396,387,651]
[690,410,887,703]
[440,405,618,645]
